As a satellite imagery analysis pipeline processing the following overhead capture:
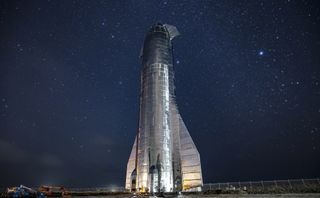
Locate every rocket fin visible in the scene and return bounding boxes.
[178,115,203,191]
[164,24,180,40]
[125,136,137,190]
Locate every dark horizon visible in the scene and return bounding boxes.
[0,0,320,188]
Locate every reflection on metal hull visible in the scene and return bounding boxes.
[125,23,203,193]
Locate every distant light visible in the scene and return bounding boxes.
[176,60,180,64]
[107,184,119,192]
[259,50,264,56]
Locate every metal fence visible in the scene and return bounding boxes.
[203,178,320,192]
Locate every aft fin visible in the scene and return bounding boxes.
[178,115,203,191]
[125,136,137,190]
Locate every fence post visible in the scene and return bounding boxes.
[302,179,306,187]
[209,183,212,191]
[218,183,220,190]
[317,178,320,185]
[288,179,292,189]
[250,181,252,189]
[261,181,264,189]
[274,180,278,188]
[238,181,241,188]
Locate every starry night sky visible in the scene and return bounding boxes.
[0,0,320,188]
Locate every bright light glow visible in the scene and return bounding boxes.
[259,50,264,56]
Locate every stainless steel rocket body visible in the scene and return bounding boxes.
[125,23,203,193]
[137,24,175,193]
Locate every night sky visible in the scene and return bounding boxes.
[1,0,320,188]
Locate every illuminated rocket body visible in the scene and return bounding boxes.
[125,23,203,193]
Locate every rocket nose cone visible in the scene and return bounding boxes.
[149,23,167,34]
[148,23,180,40]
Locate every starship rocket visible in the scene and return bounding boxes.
[125,23,203,193]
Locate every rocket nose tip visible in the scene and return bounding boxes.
[152,22,165,29]
[148,23,168,34]
[155,22,163,26]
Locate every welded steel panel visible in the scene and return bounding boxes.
[125,23,203,193]
[178,115,203,191]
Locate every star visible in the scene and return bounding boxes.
[258,50,264,56]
